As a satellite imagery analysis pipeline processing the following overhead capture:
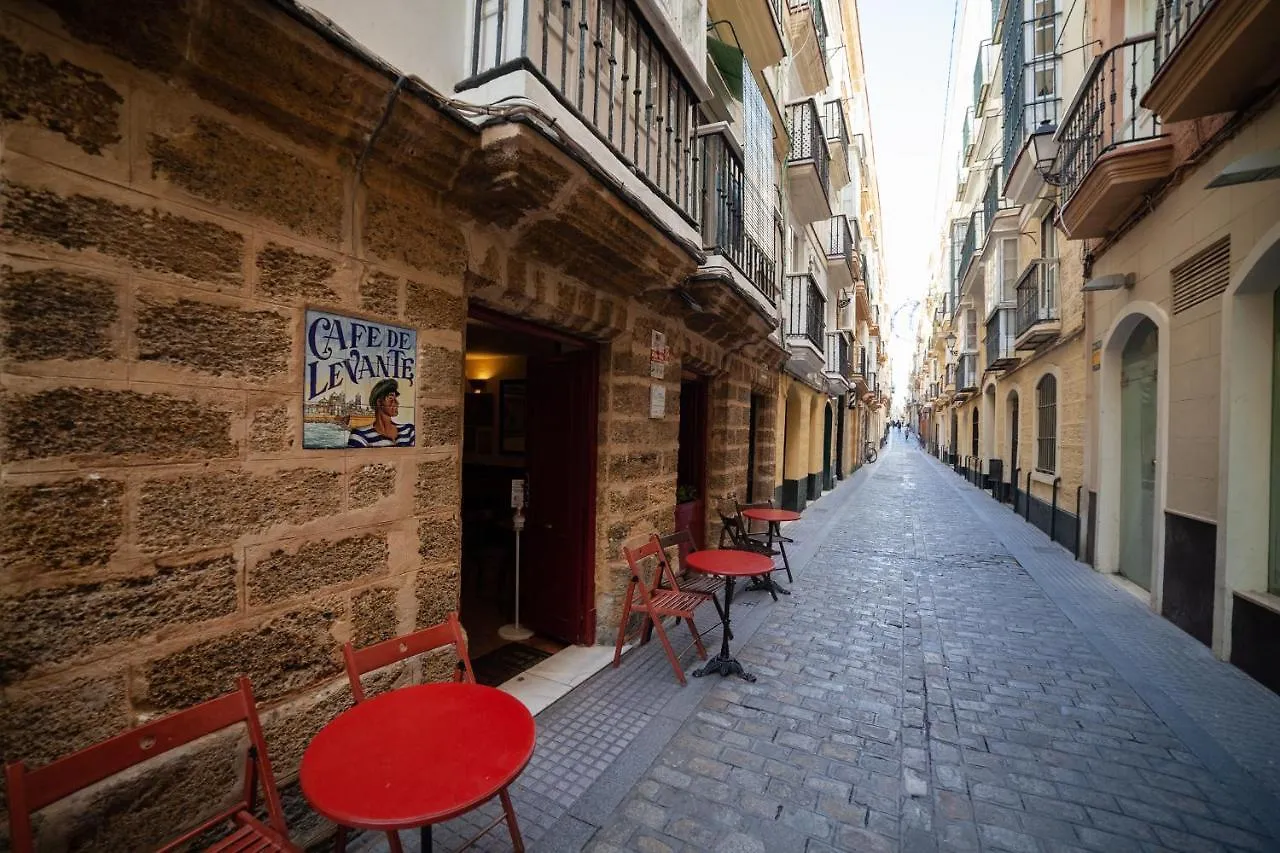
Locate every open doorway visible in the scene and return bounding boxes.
[460,309,598,684]
[675,373,709,549]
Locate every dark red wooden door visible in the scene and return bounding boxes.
[521,348,598,644]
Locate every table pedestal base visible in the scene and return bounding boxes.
[693,654,756,682]
[746,576,791,596]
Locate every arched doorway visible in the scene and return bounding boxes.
[1097,302,1170,611]
[823,403,834,490]
[950,410,958,464]
[1119,319,1159,590]
[782,384,810,511]
[1218,222,1280,657]
[971,408,980,461]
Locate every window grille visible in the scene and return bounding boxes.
[1036,374,1057,473]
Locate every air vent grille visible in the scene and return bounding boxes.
[1171,236,1229,315]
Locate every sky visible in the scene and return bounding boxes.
[858,0,959,411]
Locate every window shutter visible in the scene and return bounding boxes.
[1171,236,1230,315]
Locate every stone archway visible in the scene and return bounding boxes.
[1217,221,1280,657]
[782,383,811,511]
[1097,302,1171,614]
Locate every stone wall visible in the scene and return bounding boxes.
[0,0,779,847]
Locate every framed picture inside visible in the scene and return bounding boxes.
[499,379,526,455]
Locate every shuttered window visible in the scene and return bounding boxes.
[1036,374,1057,473]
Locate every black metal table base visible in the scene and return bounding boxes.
[693,653,756,682]
[746,576,791,596]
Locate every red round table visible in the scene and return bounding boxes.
[300,682,535,850]
[741,507,800,594]
[685,550,774,683]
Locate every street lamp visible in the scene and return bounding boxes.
[1030,120,1065,186]
[945,331,958,356]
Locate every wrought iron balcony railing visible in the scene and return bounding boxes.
[957,353,978,392]
[1058,34,1163,206]
[985,306,1018,370]
[945,363,957,389]
[958,210,981,285]
[1015,258,1060,338]
[982,166,1013,235]
[1154,0,1214,71]
[827,215,853,265]
[462,0,700,222]
[1001,11,1062,171]
[820,99,848,147]
[825,332,850,378]
[701,131,779,304]
[784,273,826,351]
[853,345,867,379]
[785,99,831,201]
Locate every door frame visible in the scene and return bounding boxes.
[467,305,599,644]
[1097,302,1170,613]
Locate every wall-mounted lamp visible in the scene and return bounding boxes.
[945,331,958,356]
[468,378,488,394]
[1029,121,1067,187]
[1081,272,1135,292]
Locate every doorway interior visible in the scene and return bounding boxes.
[1120,317,1159,590]
[460,311,598,682]
[675,373,709,550]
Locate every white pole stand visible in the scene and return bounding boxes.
[498,508,533,642]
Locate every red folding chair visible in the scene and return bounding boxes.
[613,538,709,685]
[5,677,298,853]
[340,612,523,853]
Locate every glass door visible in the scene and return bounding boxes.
[1120,319,1158,590]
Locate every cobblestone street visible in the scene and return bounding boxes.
[368,435,1280,853]
[574,436,1280,853]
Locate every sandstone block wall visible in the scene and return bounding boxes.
[0,0,782,845]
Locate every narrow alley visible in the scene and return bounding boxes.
[415,435,1280,853]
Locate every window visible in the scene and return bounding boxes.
[1036,374,1057,472]
[1001,237,1019,303]
[1041,212,1057,259]
[965,309,979,351]
[1029,0,1057,98]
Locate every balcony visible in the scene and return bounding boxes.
[850,344,868,389]
[957,210,982,292]
[707,0,786,75]
[1057,35,1174,240]
[821,99,852,190]
[785,0,830,97]
[785,100,832,225]
[825,215,857,291]
[1014,258,1061,348]
[1002,11,1063,206]
[956,353,979,398]
[982,166,1015,239]
[461,0,702,224]
[824,332,852,393]
[1143,0,1280,122]
[944,363,957,393]
[699,129,779,304]
[783,272,827,374]
[985,307,1019,371]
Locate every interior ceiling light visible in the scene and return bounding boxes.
[1206,149,1280,189]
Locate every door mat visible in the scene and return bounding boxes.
[472,643,552,687]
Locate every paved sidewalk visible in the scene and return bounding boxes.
[367,435,1280,852]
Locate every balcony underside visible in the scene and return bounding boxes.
[1015,320,1061,349]
[1004,138,1042,208]
[786,10,830,96]
[786,161,832,225]
[988,354,1020,371]
[824,372,850,396]
[826,255,854,292]
[1142,0,1280,122]
[1060,138,1176,239]
[454,124,700,300]
[657,261,779,349]
[785,338,826,377]
[708,0,786,73]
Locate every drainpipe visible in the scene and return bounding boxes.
[1011,467,1020,508]
[1050,477,1062,541]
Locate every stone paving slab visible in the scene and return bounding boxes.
[360,437,1280,852]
